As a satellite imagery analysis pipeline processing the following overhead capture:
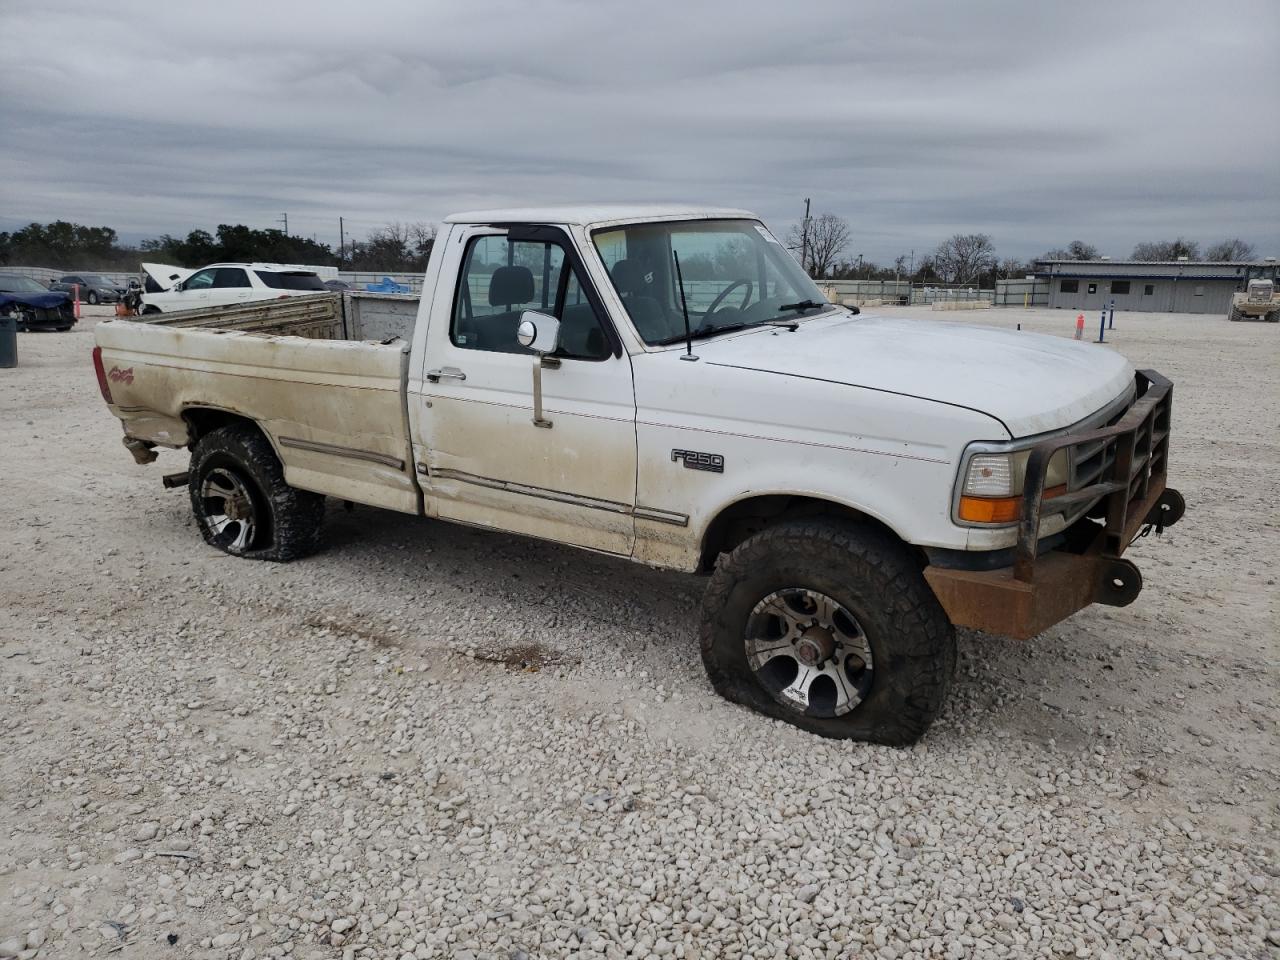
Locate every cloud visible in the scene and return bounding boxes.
[1,0,1277,262]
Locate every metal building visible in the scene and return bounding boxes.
[1033,258,1280,314]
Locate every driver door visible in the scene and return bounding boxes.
[176,268,216,307]
[411,225,638,555]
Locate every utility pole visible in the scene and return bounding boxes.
[339,217,345,268]
[800,198,811,276]
[278,213,288,236]
[857,253,864,280]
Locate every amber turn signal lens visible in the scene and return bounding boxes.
[959,485,1068,523]
[958,495,1020,523]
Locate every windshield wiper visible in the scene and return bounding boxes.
[655,322,749,346]
[777,299,826,313]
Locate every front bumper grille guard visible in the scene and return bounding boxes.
[1014,369,1173,583]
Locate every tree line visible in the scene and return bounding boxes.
[0,216,1261,285]
[784,213,1260,286]
[0,220,438,274]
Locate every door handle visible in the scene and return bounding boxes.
[426,367,467,383]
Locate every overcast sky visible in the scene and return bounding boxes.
[2,0,1278,263]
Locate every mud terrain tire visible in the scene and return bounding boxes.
[188,425,324,561]
[699,519,955,745]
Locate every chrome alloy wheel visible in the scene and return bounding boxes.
[744,588,874,717]
[199,467,259,553]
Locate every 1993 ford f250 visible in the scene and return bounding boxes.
[93,205,1185,744]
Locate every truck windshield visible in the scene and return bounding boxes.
[592,219,831,346]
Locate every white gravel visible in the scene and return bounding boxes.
[1,306,1277,959]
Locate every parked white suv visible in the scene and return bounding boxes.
[140,262,328,314]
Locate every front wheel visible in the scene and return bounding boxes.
[699,519,955,745]
[86,291,99,305]
[188,425,325,561]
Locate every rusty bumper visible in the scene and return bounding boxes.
[925,370,1183,641]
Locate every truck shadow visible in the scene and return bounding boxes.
[317,501,1202,758]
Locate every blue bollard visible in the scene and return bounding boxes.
[1097,307,1107,343]
[1108,298,1115,330]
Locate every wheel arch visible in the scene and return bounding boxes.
[697,492,921,572]
[182,406,276,454]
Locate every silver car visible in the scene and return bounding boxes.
[49,273,127,305]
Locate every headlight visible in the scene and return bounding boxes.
[957,448,1069,524]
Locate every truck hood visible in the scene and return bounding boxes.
[699,311,1134,438]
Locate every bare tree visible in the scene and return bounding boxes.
[369,221,411,248]
[1042,240,1100,261]
[784,213,851,277]
[357,221,439,271]
[1204,238,1257,261]
[408,222,437,262]
[1132,238,1200,261]
[999,257,1026,278]
[932,233,995,284]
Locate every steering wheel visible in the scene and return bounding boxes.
[700,280,754,326]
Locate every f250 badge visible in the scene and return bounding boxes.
[108,366,134,385]
[671,449,724,473]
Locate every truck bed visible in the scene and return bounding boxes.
[95,293,423,514]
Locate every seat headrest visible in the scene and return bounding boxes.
[610,259,650,296]
[488,265,534,306]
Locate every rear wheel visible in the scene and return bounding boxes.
[699,519,955,745]
[188,425,324,561]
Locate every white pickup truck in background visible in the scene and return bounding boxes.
[93,205,1185,744]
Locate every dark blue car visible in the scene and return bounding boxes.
[0,273,77,331]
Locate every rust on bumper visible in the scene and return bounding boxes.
[926,369,1183,640]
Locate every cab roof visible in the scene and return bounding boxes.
[444,203,757,228]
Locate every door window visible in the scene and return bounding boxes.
[185,269,217,290]
[212,267,251,288]
[451,235,609,360]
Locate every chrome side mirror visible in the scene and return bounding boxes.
[517,310,561,429]
[517,310,561,354]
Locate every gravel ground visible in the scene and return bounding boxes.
[1,305,1277,960]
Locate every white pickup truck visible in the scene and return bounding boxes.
[93,205,1185,744]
